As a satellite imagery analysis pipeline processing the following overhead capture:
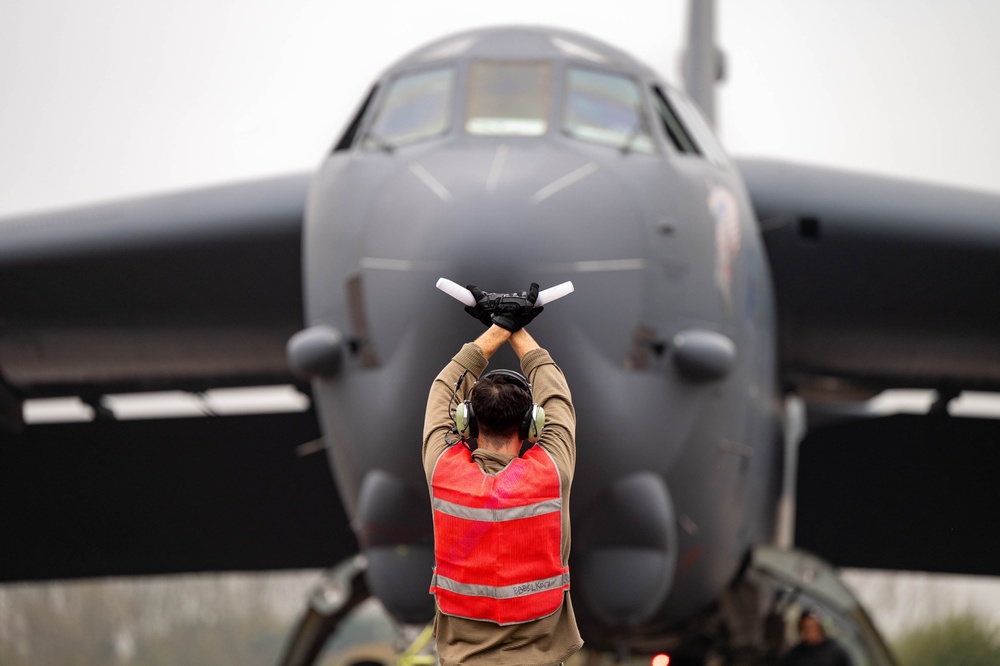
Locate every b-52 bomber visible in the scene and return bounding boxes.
[2,2,1000,664]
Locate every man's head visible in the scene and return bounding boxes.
[469,370,533,443]
[798,609,827,646]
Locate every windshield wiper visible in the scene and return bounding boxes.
[619,107,648,155]
[363,128,395,154]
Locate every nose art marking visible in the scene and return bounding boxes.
[486,144,509,193]
[529,162,599,205]
[409,162,452,201]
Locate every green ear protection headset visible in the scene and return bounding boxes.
[454,369,545,446]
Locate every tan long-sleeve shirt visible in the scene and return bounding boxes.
[423,342,582,666]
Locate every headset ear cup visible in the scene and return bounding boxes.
[522,404,545,443]
[455,401,477,440]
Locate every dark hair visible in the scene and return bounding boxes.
[470,373,532,439]
[799,609,825,630]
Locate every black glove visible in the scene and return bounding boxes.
[463,284,495,327]
[491,283,543,332]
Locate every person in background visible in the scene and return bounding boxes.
[779,609,854,666]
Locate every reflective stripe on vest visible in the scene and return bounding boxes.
[431,571,571,599]
[430,444,569,626]
[432,497,562,522]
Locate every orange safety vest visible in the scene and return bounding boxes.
[429,444,570,626]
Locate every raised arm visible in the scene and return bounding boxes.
[474,324,513,359]
[509,328,541,359]
[520,339,576,474]
[421,339,490,482]
[423,282,552,475]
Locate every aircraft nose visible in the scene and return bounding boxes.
[356,143,648,355]
[303,141,691,628]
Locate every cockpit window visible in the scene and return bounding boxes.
[563,68,654,154]
[333,85,378,152]
[652,85,701,156]
[663,88,730,166]
[366,67,454,148]
[465,62,550,136]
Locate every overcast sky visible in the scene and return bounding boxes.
[1,0,998,218]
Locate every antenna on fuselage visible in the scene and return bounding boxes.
[682,0,725,128]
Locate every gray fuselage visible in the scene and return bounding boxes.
[300,26,781,644]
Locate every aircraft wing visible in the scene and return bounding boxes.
[0,174,357,582]
[737,157,1000,397]
[737,157,1000,577]
[0,173,311,399]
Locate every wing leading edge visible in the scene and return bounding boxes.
[738,157,1000,396]
[0,173,311,402]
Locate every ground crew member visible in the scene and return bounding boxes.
[422,283,583,666]
[779,609,854,666]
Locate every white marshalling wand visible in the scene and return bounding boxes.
[435,278,574,307]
